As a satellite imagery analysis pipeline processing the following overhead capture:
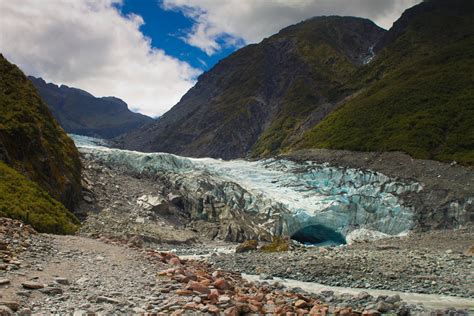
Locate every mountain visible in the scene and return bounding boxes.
[116,16,384,159]
[117,0,473,165]
[30,76,154,139]
[0,55,81,233]
[294,0,474,164]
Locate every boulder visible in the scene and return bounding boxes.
[235,240,258,253]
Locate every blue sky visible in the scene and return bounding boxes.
[119,0,238,71]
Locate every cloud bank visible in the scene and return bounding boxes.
[0,0,200,116]
[162,0,422,55]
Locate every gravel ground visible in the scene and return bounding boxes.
[3,218,457,315]
[209,228,474,298]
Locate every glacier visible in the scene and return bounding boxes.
[72,134,423,243]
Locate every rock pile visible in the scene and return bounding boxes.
[146,249,429,315]
[0,218,37,271]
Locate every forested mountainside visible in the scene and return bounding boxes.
[0,55,81,233]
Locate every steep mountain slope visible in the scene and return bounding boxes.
[116,17,384,159]
[294,0,474,165]
[0,55,81,233]
[30,76,153,139]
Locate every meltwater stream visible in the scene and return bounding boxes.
[72,134,422,243]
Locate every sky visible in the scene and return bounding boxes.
[0,0,422,117]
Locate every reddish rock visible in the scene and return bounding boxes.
[224,306,238,316]
[208,289,220,303]
[168,257,181,266]
[248,304,260,313]
[295,299,309,308]
[248,299,262,307]
[183,302,198,310]
[184,270,197,281]
[213,278,231,290]
[297,309,310,315]
[200,279,211,286]
[176,289,193,295]
[207,305,220,314]
[187,281,211,294]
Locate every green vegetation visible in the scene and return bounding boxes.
[251,37,359,157]
[294,1,474,165]
[251,80,320,157]
[0,54,81,208]
[260,236,290,253]
[0,161,79,234]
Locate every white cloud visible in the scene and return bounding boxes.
[0,0,200,117]
[162,0,422,55]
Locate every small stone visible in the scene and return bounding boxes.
[193,296,202,304]
[176,289,193,295]
[213,278,230,290]
[0,279,10,286]
[40,287,64,295]
[187,281,210,294]
[375,301,393,313]
[54,277,70,285]
[218,295,231,303]
[362,310,381,316]
[132,307,146,313]
[0,305,13,316]
[22,281,44,290]
[97,296,121,304]
[0,301,19,311]
[294,299,308,308]
[168,257,181,266]
[385,294,401,304]
[207,305,220,314]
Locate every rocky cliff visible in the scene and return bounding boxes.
[30,76,153,139]
[0,55,81,233]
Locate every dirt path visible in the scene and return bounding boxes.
[1,234,169,314]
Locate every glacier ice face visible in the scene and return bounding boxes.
[72,134,423,242]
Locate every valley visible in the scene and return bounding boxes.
[4,135,472,314]
[1,0,473,314]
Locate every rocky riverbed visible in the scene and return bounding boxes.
[2,218,472,315]
[208,228,474,299]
